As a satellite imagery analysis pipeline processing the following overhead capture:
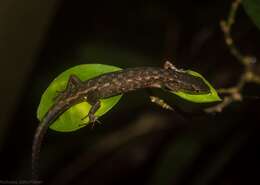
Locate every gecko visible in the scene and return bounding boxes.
[32,61,210,179]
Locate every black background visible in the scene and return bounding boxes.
[0,0,260,184]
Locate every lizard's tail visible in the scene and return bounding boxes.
[32,102,68,180]
[32,117,51,180]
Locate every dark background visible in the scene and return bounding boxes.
[0,0,260,184]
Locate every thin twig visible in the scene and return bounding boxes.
[205,0,260,113]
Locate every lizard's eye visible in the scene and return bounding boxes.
[195,89,200,92]
[191,85,198,92]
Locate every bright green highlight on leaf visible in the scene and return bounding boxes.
[243,0,260,30]
[37,64,122,132]
[172,70,221,103]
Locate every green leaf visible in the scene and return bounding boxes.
[243,0,260,30]
[172,70,221,103]
[37,64,122,132]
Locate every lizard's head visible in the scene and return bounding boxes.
[165,71,210,95]
[163,61,210,94]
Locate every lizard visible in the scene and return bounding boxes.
[32,61,210,179]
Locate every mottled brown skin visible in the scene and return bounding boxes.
[32,62,210,179]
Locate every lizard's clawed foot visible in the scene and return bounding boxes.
[89,114,100,123]
[52,90,64,102]
[89,114,101,128]
[79,114,101,128]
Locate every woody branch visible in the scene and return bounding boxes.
[205,0,260,113]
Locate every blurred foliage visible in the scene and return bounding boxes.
[243,0,260,30]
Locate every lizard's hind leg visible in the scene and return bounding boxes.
[80,91,101,127]
[53,75,83,102]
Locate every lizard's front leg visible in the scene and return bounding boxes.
[145,89,174,111]
[149,96,174,111]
